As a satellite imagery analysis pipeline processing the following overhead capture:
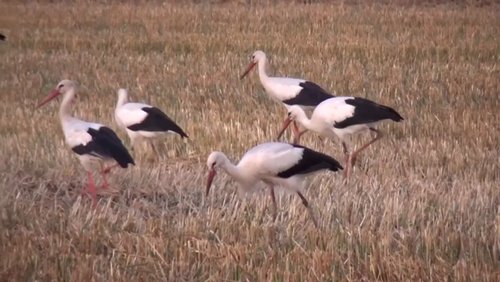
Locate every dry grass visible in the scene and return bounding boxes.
[0,1,499,281]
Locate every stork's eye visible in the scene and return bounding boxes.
[58,84,64,89]
[287,112,291,116]
[211,162,216,168]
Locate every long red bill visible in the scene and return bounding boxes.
[276,117,293,141]
[206,169,217,197]
[36,89,61,109]
[240,62,257,80]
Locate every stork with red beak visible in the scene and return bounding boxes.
[279,96,404,178]
[205,142,343,227]
[240,50,334,143]
[37,80,135,205]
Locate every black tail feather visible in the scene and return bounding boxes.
[278,145,343,178]
[128,107,188,138]
[88,127,135,168]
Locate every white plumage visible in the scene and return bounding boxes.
[224,143,304,185]
[206,142,343,227]
[240,50,334,142]
[259,77,306,103]
[61,118,103,149]
[114,89,188,157]
[37,80,134,206]
[283,96,404,178]
[115,102,149,128]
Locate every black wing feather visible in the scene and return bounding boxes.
[282,81,334,106]
[127,107,188,138]
[334,97,404,129]
[72,127,135,168]
[277,144,343,178]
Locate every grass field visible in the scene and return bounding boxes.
[0,1,499,281]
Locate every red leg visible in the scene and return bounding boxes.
[350,129,383,168]
[102,163,119,174]
[269,185,277,221]
[99,163,119,189]
[100,172,109,189]
[84,171,98,207]
[342,142,350,179]
[297,191,319,228]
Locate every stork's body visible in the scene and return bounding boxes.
[240,50,334,142]
[206,142,343,227]
[283,96,404,178]
[37,80,134,205]
[114,89,188,157]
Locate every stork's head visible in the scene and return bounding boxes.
[205,151,227,197]
[36,79,77,109]
[250,50,266,64]
[240,50,266,79]
[287,105,306,121]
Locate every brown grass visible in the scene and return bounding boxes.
[0,1,499,281]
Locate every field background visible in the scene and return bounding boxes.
[0,1,498,281]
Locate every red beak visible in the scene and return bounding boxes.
[276,117,293,141]
[206,168,217,197]
[36,89,61,109]
[240,62,257,79]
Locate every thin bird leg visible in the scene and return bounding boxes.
[102,163,119,174]
[297,191,318,228]
[350,128,383,167]
[99,163,109,189]
[269,185,277,221]
[342,141,350,179]
[84,171,97,207]
[99,163,117,189]
[100,172,109,189]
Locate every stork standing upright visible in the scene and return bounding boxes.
[114,89,188,158]
[279,96,404,178]
[37,80,135,205]
[240,50,334,143]
[205,142,343,227]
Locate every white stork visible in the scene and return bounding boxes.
[205,142,343,227]
[114,88,188,157]
[240,50,334,142]
[37,80,135,205]
[280,97,404,178]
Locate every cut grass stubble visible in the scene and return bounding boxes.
[0,1,498,281]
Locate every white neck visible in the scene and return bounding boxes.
[116,91,128,109]
[293,109,320,133]
[59,88,76,122]
[219,154,246,184]
[257,56,270,84]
